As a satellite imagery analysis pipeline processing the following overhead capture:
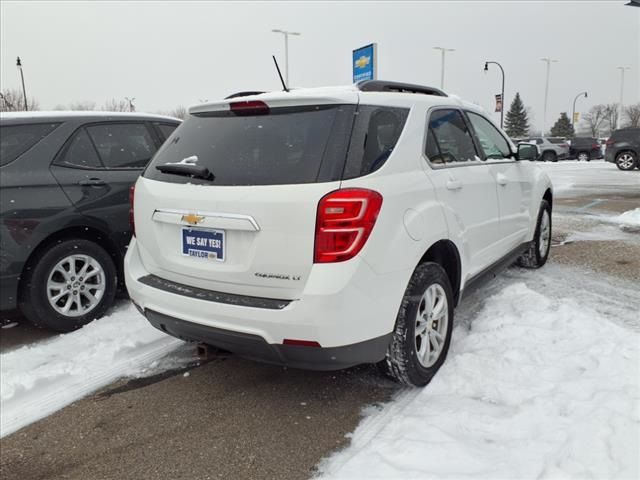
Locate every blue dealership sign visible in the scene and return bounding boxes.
[352,43,377,83]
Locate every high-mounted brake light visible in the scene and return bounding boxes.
[314,189,383,263]
[229,100,270,116]
[283,339,321,348]
[129,184,135,237]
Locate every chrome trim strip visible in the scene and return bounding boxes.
[154,209,260,231]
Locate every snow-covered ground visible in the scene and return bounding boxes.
[0,304,187,437]
[319,265,640,479]
[537,160,639,197]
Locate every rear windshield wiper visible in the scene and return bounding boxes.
[156,162,214,181]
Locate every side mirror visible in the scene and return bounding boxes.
[517,143,539,161]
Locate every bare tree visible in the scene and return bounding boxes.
[102,98,129,112]
[68,100,97,111]
[623,103,640,128]
[0,88,39,112]
[167,105,187,119]
[582,104,607,137]
[603,103,619,135]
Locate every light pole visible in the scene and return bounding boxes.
[433,47,455,90]
[484,61,505,128]
[272,29,301,86]
[540,57,558,135]
[571,91,587,130]
[16,56,28,111]
[617,66,630,129]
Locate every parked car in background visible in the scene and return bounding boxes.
[126,81,552,387]
[568,137,602,161]
[0,111,180,331]
[605,127,640,170]
[524,137,570,162]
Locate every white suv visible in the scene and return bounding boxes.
[125,81,552,386]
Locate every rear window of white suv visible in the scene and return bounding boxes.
[144,104,408,186]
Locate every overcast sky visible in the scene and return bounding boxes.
[1,1,639,131]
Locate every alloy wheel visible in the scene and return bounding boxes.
[415,284,449,368]
[46,254,106,317]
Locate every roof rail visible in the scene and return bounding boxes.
[224,91,266,100]
[356,80,447,97]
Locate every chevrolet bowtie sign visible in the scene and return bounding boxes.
[353,43,377,83]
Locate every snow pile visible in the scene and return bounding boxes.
[538,160,640,197]
[320,267,640,479]
[0,304,183,437]
[614,208,640,227]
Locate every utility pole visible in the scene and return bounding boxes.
[540,58,558,135]
[571,91,588,129]
[16,57,28,111]
[272,29,301,86]
[617,66,630,129]
[484,61,505,128]
[433,47,455,90]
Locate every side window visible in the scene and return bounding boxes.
[425,109,478,163]
[535,139,543,145]
[57,128,103,168]
[342,106,409,179]
[157,123,178,141]
[466,112,511,159]
[86,123,157,169]
[1,123,60,167]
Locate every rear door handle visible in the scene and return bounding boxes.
[446,179,462,191]
[496,173,508,186]
[79,178,106,187]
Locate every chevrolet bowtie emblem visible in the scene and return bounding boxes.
[181,214,205,225]
[355,55,370,69]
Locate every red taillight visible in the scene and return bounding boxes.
[229,100,269,116]
[592,144,599,149]
[561,143,569,149]
[129,184,135,237]
[283,339,321,348]
[605,138,614,146]
[314,188,383,263]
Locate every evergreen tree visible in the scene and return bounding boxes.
[550,112,574,137]
[504,92,530,138]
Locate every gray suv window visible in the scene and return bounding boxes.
[425,109,478,163]
[0,123,60,166]
[58,128,103,168]
[86,123,156,169]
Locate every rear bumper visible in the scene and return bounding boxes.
[144,309,392,370]
[605,149,616,163]
[125,237,406,370]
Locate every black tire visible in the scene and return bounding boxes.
[542,151,557,162]
[615,151,637,171]
[382,262,454,387]
[517,200,552,269]
[19,239,117,332]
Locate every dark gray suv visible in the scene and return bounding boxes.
[0,112,180,331]
[605,127,640,170]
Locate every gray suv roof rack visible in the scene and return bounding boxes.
[356,80,447,97]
